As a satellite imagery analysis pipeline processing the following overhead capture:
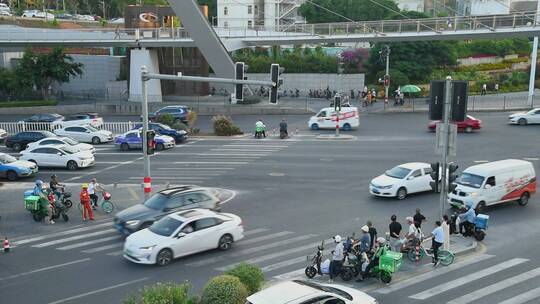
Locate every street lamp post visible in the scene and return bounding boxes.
[528,0,540,107]
[384,45,390,104]
[141,66,151,200]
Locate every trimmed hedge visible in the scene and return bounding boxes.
[225,263,265,295]
[0,100,58,108]
[200,275,248,304]
[212,115,243,136]
[123,282,198,304]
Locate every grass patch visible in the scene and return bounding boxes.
[0,100,58,108]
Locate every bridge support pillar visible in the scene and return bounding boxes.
[129,48,162,103]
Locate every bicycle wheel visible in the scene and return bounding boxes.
[407,247,425,262]
[438,250,455,266]
[101,201,114,213]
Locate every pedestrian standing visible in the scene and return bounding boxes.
[431,221,444,266]
[442,215,451,251]
[389,215,402,251]
[329,235,344,283]
[359,225,371,254]
[80,184,94,222]
[371,88,377,103]
[481,83,487,95]
[494,83,499,93]
[367,220,377,250]
[413,208,426,228]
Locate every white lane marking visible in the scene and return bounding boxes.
[523,157,539,161]
[375,254,495,294]
[187,234,318,268]
[242,228,270,236]
[223,145,288,148]
[215,238,332,271]
[128,177,210,180]
[82,243,123,253]
[409,258,529,300]
[238,231,294,245]
[66,157,143,181]
[137,172,223,176]
[260,256,306,273]
[14,222,112,245]
[56,236,121,251]
[156,167,235,170]
[194,155,260,158]
[39,171,100,175]
[47,278,148,304]
[497,286,540,304]
[272,268,306,281]
[448,267,540,304]
[197,153,269,156]
[474,160,489,163]
[106,250,123,256]
[32,229,117,248]
[174,161,248,164]
[0,258,91,281]
[210,149,281,152]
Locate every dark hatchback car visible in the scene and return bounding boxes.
[114,186,221,235]
[5,131,56,151]
[147,106,190,124]
[133,122,188,143]
[23,113,64,123]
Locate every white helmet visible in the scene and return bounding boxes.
[334,235,342,243]
[376,237,386,244]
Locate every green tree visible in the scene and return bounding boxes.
[16,47,84,99]
[198,0,217,20]
[201,275,248,304]
[299,0,399,23]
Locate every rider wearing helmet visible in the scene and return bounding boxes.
[34,180,54,224]
[356,237,387,282]
[329,235,344,283]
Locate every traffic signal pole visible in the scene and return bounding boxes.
[141,66,151,200]
[384,47,390,104]
[439,76,453,220]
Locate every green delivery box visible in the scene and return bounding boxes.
[25,195,40,211]
[379,250,403,273]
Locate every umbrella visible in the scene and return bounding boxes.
[400,85,421,93]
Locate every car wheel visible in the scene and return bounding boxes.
[518,192,529,206]
[397,187,407,200]
[156,143,165,151]
[305,266,317,278]
[92,136,101,145]
[6,170,18,181]
[13,143,22,151]
[120,143,129,151]
[218,234,233,251]
[67,160,78,170]
[311,123,319,131]
[342,123,352,131]
[518,118,527,126]
[465,126,473,133]
[475,201,486,213]
[156,248,173,266]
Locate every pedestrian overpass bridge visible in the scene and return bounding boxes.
[1,12,539,51]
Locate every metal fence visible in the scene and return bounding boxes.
[0,122,136,135]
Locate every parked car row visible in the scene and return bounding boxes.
[20,112,103,128]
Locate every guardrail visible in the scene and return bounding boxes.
[0,122,137,135]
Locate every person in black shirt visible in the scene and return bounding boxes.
[49,175,64,199]
[414,208,426,228]
[366,220,377,250]
[389,214,403,251]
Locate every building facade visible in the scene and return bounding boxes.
[395,0,425,12]
[457,0,536,16]
[217,0,306,30]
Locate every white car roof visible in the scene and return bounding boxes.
[463,159,533,176]
[398,162,430,170]
[247,281,319,304]
[168,208,218,222]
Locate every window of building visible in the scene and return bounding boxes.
[224,21,228,28]
[248,5,252,14]
[224,6,228,15]
[254,5,258,15]
[248,20,253,28]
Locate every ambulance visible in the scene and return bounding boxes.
[448,159,536,211]
[308,107,360,131]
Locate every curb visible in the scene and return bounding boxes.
[316,134,356,140]
[452,238,478,257]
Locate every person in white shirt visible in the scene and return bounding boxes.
[88,178,104,210]
[329,235,344,282]
[431,221,445,266]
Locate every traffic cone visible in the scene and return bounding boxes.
[3,237,10,253]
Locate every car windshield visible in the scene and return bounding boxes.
[62,137,78,145]
[149,217,183,237]
[292,280,352,301]
[385,166,411,179]
[86,125,99,132]
[157,123,172,130]
[456,173,484,189]
[60,145,78,154]
[0,154,17,163]
[42,131,56,137]
[143,193,168,210]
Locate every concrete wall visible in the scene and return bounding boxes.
[471,0,509,15]
[0,50,23,69]
[54,55,123,95]
[457,54,519,66]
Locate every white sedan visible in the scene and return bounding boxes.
[370,162,435,200]
[123,209,244,266]
[27,137,95,154]
[508,108,540,125]
[246,280,377,304]
[54,125,113,144]
[20,144,95,170]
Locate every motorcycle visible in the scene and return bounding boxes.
[305,240,355,281]
[255,125,266,139]
[279,130,288,139]
[25,190,71,222]
[452,212,488,241]
[56,189,73,208]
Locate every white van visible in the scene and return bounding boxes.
[308,107,359,131]
[448,159,537,211]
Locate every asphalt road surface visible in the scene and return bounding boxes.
[0,111,539,304]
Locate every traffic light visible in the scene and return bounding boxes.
[448,162,459,193]
[146,130,156,155]
[235,62,245,101]
[269,63,282,104]
[430,162,440,192]
[334,94,342,111]
[383,74,390,87]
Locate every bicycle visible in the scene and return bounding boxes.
[78,191,115,214]
[407,237,454,266]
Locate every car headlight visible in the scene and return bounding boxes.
[126,220,140,227]
[470,192,477,197]
[379,185,393,189]
[139,245,156,251]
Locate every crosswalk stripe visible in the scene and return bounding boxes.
[210,149,281,152]
[409,258,529,300]
[215,238,332,271]
[197,153,270,156]
[156,168,234,170]
[32,229,117,248]
[223,145,289,148]
[56,236,122,250]
[272,268,306,281]
[243,228,270,236]
[375,254,495,294]
[14,222,112,245]
[260,256,306,273]
[174,161,248,164]
[82,243,123,253]
[187,234,318,268]
[106,250,123,256]
[497,286,540,304]
[238,231,294,245]
[447,266,540,304]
